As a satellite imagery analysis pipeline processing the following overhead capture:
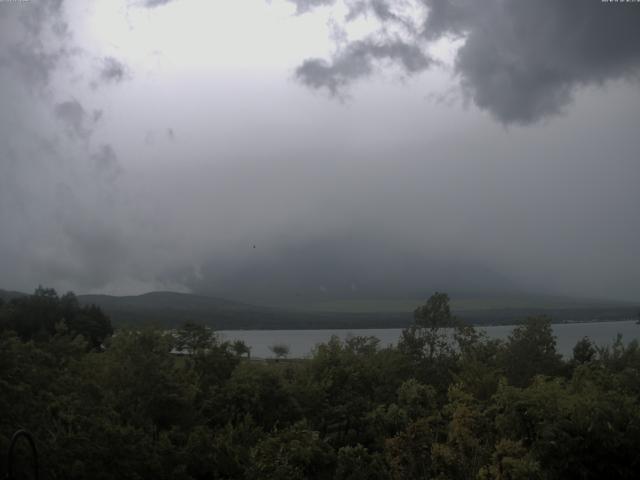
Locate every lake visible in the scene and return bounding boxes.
[220,320,640,359]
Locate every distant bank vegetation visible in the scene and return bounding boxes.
[3,287,637,330]
[1,289,640,479]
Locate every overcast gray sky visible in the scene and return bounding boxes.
[1,0,639,301]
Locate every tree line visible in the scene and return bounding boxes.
[1,289,639,479]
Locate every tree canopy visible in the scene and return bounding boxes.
[1,290,639,479]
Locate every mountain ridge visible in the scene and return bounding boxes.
[2,288,638,329]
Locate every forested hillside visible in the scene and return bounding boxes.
[5,288,637,330]
[1,290,639,479]
[74,291,640,328]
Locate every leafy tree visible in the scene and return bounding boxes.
[572,336,596,365]
[491,376,640,478]
[5,286,61,340]
[303,336,408,448]
[400,292,458,360]
[430,385,490,479]
[501,316,564,387]
[0,287,112,348]
[248,423,335,480]
[335,444,388,480]
[100,329,196,432]
[385,416,443,480]
[477,439,541,480]
[68,303,113,349]
[396,379,437,421]
[221,362,300,430]
[398,292,478,394]
[594,336,640,395]
[232,339,251,359]
[174,321,218,354]
[181,419,262,480]
[455,336,505,401]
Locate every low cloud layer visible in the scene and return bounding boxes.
[0,0,639,302]
[297,39,432,96]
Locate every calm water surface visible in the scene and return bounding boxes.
[220,321,640,359]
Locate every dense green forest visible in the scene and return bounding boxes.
[1,288,640,479]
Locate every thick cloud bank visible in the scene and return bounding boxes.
[0,0,639,302]
[294,0,640,124]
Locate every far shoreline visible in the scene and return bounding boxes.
[217,317,639,332]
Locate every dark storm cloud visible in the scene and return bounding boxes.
[92,144,122,182]
[294,0,640,124]
[425,0,640,124]
[99,57,128,84]
[289,0,337,14]
[2,44,60,90]
[139,0,176,8]
[54,100,101,140]
[14,0,65,36]
[54,100,86,136]
[296,39,432,95]
[291,0,400,21]
[0,0,70,90]
[366,0,396,20]
[0,1,140,292]
[346,0,415,27]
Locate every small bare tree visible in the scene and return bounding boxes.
[269,343,290,360]
[232,339,251,359]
